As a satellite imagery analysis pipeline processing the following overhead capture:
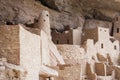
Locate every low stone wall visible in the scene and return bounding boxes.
[0,58,26,80]
[54,65,81,80]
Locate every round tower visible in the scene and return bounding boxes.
[38,10,51,37]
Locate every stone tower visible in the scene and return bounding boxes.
[38,10,51,38]
[113,14,120,42]
[113,14,120,35]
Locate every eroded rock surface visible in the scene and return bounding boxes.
[1,0,120,30]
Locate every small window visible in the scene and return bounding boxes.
[6,21,13,25]
[46,14,48,16]
[48,77,51,80]
[101,43,103,49]
[67,39,69,44]
[34,19,38,23]
[117,28,119,33]
[116,17,118,21]
[57,40,59,44]
[114,46,117,50]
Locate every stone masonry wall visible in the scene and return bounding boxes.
[0,25,20,65]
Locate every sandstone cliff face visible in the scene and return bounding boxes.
[0,0,120,29]
[0,0,84,30]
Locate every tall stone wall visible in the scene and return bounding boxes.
[20,25,41,80]
[82,28,98,44]
[0,25,20,65]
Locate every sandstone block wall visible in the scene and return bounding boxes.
[86,62,97,80]
[57,45,83,65]
[0,25,20,65]
[95,63,106,76]
[52,30,73,44]
[113,15,120,34]
[55,65,81,80]
[0,25,42,80]
[52,27,82,45]
[114,33,120,44]
[82,27,98,44]
[56,45,84,80]
[115,66,120,79]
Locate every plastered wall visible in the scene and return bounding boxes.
[20,25,41,80]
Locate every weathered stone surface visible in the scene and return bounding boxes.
[1,1,120,80]
[0,10,66,80]
[57,45,83,65]
[86,63,97,80]
[0,25,20,65]
[107,54,113,65]
[97,53,107,62]
[106,65,114,76]
[40,0,120,21]
[80,0,120,12]
[55,65,81,80]
[1,0,120,30]
[97,76,113,80]
[84,19,112,30]
[56,45,84,80]
[95,63,106,76]
[52,27,82,45]
[115,66,120,79]
[0,58,26,80]
[0,0,85,30]
[1,0,120,31]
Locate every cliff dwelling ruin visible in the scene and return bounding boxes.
[1,0,120,80]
